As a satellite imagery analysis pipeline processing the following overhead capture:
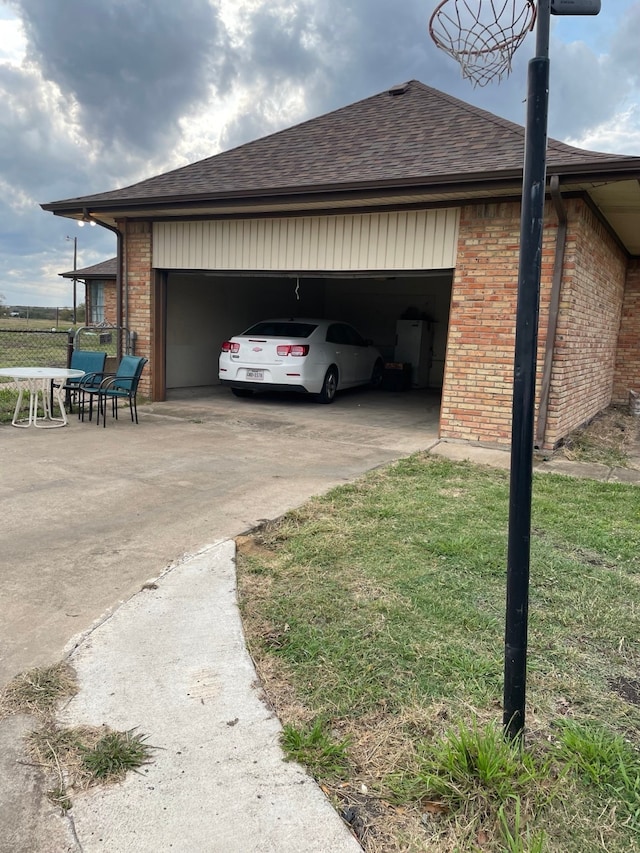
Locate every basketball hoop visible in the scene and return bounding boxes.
[429,0,537,86]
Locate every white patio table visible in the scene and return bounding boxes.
[0,367,86,428]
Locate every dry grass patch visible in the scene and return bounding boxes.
[0,663,77,720]
[1,662,154,814]
[557,404,639,468]
[26,724,153,812]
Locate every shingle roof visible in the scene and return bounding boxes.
[59,257,117,279]
[44,80,638,209]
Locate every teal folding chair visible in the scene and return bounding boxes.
[79,355,148,427]
[51,350,107,414]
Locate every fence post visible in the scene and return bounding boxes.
[66,330,75,369]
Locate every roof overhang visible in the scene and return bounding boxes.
[42,170,640,257]
[583,179,640,256]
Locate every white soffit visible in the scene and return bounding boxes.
[153,209,460,272]
[588,180,640,256]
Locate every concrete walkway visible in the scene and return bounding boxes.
[431,437,640,483]
[57,542,362,853]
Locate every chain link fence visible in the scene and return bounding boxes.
[0,328,70,370]
[0,326,134,422]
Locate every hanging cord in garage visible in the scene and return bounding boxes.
[295,277,300,300]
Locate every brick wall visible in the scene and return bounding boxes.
[104,281,117,325]
[440,201,555,446]
[441,198,628,449]
[544,201,627,446]
[613,259,640,402]
[121,220,153,396]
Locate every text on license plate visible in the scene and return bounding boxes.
[246,369,264,380]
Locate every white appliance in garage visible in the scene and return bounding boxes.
[394,319,433,388]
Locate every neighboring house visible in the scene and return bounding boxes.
[60,257,117,325]
[42,80,640,449]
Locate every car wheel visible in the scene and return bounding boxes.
[231,387,254,398]
[371,359,384,388]
[317,367,338,404]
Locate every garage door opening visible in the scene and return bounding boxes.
[164,270,452,403]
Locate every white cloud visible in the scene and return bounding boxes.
[0,11,26,67]
[565,105,640,156]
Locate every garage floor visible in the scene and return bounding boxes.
[157,384,441,454]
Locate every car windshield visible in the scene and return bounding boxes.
[242,321,317,338]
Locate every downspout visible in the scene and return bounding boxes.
[83,208,124,360]
[123,219,129,350]
[535,175,567,448]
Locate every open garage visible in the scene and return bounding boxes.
[164,270,453,397]
[156,208,459,410]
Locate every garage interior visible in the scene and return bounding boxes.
[164,270,453,401]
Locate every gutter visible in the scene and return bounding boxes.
[39,157,640,217]
[535,175,566,449]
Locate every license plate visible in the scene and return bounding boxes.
[246,369,264,380]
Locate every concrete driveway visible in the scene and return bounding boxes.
[1,385,439,852]
[1,385,440,688]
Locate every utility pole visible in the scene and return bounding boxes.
[66,235,77,325]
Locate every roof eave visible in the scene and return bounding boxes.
[59,271,114,280]
[41,158,640,219]
[41,160,640,219]
[41,170,530,216]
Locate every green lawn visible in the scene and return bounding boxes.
[238,455,640,853]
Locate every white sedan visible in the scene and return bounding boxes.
[219,318,384,403]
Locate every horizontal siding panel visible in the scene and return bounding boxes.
[153,209,459,271]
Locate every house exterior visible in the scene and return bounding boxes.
[60,257,117,325]
[42,80,640,449]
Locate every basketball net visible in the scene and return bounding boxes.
[429,0,537,86]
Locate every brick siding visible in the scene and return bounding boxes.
[613,259,640,403]
[120,220,153,396]
[103,281,117,325]
[544,201,627,445]
[440,200,555,446]
[441,198,628,449]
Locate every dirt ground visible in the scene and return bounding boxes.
[554,403,640,468]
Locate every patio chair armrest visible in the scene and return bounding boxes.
[99,375,137,391]
[79,372,115,390]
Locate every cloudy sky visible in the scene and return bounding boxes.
[1,0,639,308]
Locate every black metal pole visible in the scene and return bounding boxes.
[503,1,550,743]
[72,237,77,326]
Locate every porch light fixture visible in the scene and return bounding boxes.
[78,207,97,227]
